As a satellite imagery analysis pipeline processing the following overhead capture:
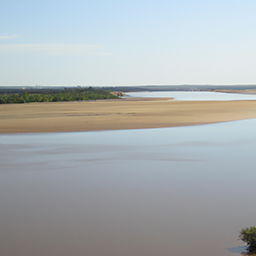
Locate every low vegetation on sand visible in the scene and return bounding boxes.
[239,226,256,253]
[0,87,118,104]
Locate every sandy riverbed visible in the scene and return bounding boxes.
[1,98,256,133]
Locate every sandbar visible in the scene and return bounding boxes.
[1,98,256,133]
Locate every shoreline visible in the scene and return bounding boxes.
[214,89,256,95]
[1,98,256,134]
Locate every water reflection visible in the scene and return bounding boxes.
[227,246,256,256]
[227,246,248,254]
[1,119,256,256]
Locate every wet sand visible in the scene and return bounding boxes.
[1,98,256,133]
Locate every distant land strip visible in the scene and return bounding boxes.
[1,98,256,133]
[2,85,256,94]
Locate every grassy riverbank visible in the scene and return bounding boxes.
[0,88,118,104]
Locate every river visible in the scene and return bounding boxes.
[1,92,255,256]
[126,91,256,101]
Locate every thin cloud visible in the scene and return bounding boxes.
[0,44,111,56]
[0,35,18,39]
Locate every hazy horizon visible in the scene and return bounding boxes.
[1,84,256,88]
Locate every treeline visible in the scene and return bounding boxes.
[0,88,118,104]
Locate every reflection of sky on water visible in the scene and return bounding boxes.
[126,91,256,101]
[1,119,256,256]
[227,246,248,254]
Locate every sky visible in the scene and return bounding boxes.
[1,0,256,87]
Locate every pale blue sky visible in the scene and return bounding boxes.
[1,0,256,86]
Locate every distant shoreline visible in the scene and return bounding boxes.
[214,89,256,95]
[2,98,256,133]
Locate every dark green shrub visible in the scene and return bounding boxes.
[239,226,256,252]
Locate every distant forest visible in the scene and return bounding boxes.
[0,87,118,104]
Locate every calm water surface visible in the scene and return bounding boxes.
[1,118,256,256]
[126,91,256,101]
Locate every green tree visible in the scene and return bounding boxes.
[239,226,256,252]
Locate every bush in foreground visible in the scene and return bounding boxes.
[239,226,256,252]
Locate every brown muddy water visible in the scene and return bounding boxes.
[1,119,256,256]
